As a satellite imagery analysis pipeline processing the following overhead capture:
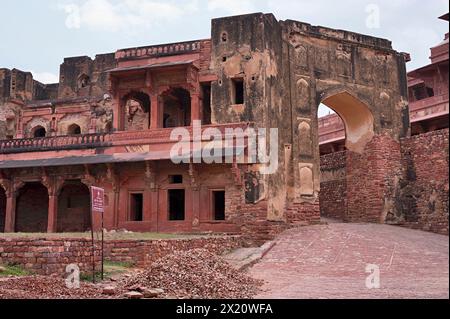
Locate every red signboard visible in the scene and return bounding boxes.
[91,186,105,213]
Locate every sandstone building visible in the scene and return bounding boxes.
[0,13,446,240]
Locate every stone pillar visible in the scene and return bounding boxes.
[189,164,200,230]
[113,188,120,228]
[113,94,121,131]
[150,94,162,129]
[47,194,58,233]
[150,190,159,232]
[191,188,200,230]
[4,195,16,233]
[190,92,201,125]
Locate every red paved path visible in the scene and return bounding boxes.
[249,223,449,299]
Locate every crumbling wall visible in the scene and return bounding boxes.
[58,54,116,99]
[393,129,449,235]
[0,236,241,275]
[280,18,409,224]
[210,13,291,225]
[320,151,347,220]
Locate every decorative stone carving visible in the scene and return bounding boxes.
[189,163,199,191]
[298,119,312,156]
[335,44,352,78]
[145,161,157,191]
[296,78,311,112]
[298,163,314,196]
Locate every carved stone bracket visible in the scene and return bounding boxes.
[81,164,97,188]
[188,163,199,191]
[106,163,120,193]
[145,161,158,191]
[0,178,12,197]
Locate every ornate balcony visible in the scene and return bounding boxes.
[0,123,252,155]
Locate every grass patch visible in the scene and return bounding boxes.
[0,264,31,277]
[80,261,134,282]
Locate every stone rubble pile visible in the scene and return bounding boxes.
[0,275,106,299]
[0,249,262,299]
[116,248,263,299]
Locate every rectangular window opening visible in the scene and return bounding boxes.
[169,175,183,184]
[212,190,226,221]
[232,78,244,105]
[201,83,212,125]
[168,189,185,221]
[130,193,144,221]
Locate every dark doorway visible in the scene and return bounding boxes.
[129,193,144,222]
[162,88,191,128]
[67,124,82,135]
[33,126,47,138]
[202,83,212,125]
[168,189,185,221]
[0,188,6,232]
[57,182,91,232]
[212,190,226,221]
[15,182,49,233]
[232,78,244,105]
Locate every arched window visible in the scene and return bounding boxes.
[162,87,191,128]
[67,124,81,135]
[78,74,90,89]
[33,126,47,138]
[122,91,151,131]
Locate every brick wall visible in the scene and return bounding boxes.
[395,129,449,235]
[320,151,347,220]
[0,236,242,276]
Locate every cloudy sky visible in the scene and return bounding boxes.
[0,0,448,86]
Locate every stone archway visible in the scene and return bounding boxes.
[15,182,49,233]
[311,88,403,224]
[57,181,91,232]
[316,90,375,222]
[321,91,375,154]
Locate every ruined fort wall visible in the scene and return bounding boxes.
[0,236,241,275]
[394,128,449,235]
[319,151,347,220]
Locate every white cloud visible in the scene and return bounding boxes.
[31,71,59,84]
[207,0,256,15]
[59,0,199,32]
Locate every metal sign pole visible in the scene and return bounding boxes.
[101,209,104,280]
[90,186,105,283]
[90,205,96,284]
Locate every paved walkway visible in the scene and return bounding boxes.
[249,222,449,299]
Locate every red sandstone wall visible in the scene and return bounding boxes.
[397,129,449,235]
[0,236,242,275]
[320,151,347,220]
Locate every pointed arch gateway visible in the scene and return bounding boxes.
[314,88,400,224]
[320,90,375,154]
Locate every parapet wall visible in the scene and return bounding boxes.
[0,236,242,276]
